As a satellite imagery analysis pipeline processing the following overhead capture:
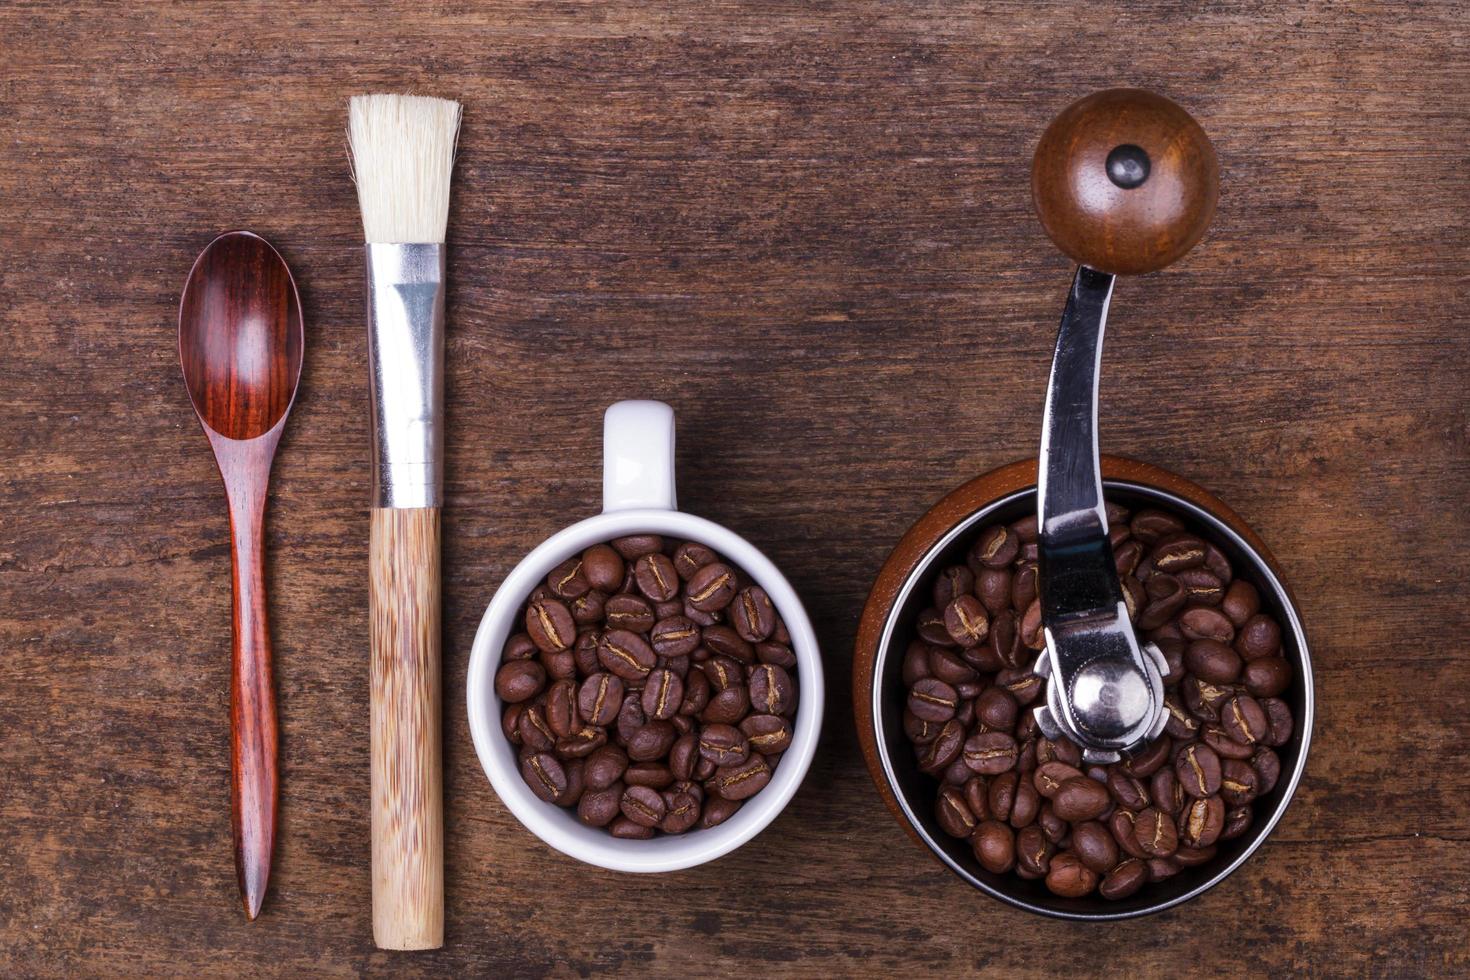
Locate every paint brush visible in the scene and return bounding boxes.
[347,92,461,951]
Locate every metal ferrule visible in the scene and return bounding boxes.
[366,243,445,510]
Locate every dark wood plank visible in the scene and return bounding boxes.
[0,1,1466,975]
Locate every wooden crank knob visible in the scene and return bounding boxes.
[1031,88,1219,275]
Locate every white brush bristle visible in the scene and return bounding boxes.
[348,94,462,244]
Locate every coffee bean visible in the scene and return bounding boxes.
[975,686,1019,732]
[1201,724,1255,761]
[1038,803,1068,843]
[545,678,580,737]
[678,668,711,716]
[936,784,977,838]
[1033,761,1084,799]
[526,597,576,653]
[756,641,797,669]
[996,667,1042,706]
[963,732,1019,775]
[988,771,1018,822]
[1036,736,1082,768]
[1222,805,1253,841]
[625,761,675,789]
[710,754,771,801]
[672,541,718,581]
[556,726,607,759]
[1114,539,1145,579]
[1010,780,1041,829]
[604,594,656,633]
[1180,606,1235,644]
[518,704,555,753]
[1185,639,1242,684]
[1261,697,1293,747]
[609,536,661,561]
[701,655,744,692]
[641,669,683,720]
[496,660,546,703]
[697,723,750,767]
[578,783,623,827]
[927,649,976,689]
[932,565,974,608]
[700,796,743,828]
[976,567,1012,615]
[1015,825,1054,877]
[1111,808,1150,860]
[1163,693,1200,740]
[1183,676,1232,722]
[731,586,777,642]
[919,720,966,774]
[585,745,629,790]
[943,594,990,647]
[1178,795,1225,848]
[1157,637,1186,686]
[700,685,750,725]
[627,721,676,762]
[703,625,755,664]
[1072,820,1119,874]
[1151,533,1207,573]
[741,714,793,755]
[973,820,1017,873]
[667,734,699,781]
[1236,614,1282,660]
[908,678,959,723]
[1122,737,1171,778]
[1242,656,1291,697]
[503,703,525,745]
[540,646,577,682]
[650,616,701,658]
[658,791,701,833]
[1151,767,1185,816]
[632,553,678,603]
[1107,770,1150,811]
[1221,759,1259,806]
[980,610,1019,670]
[1019,600,1044,649]
[1147,857,1181,882]
[1131,509,1185,545]
[1175,743,1223,798]
[598,629,657,681]
[1134,807,1178,857]
[969,525,1019,570]
[547,558,591,600]
[750,663,796,716]
[686,562,738,612]
[1100,858,1148,899]
[1046,851,1099,898]
[1252,747,1282,794]
[1052,777,1111,822]
[521,752,567,803]
[619,785,666,827]
[504,633,537,661]
[1221,580,1260,627]
[577,544,623,592]
[1221,694,1269,746]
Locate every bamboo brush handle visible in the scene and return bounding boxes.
[369,506,444,950]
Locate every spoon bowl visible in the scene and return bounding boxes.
[180,231,303,440]
[178,230,302,920]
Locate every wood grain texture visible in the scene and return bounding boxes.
[370,507,444,950]
[0,0,1466,975]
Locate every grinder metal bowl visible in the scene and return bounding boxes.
[853,90,1313,918]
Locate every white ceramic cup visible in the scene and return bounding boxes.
[467,400,825,872]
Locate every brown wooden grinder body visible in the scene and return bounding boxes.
[370,506,444,949]
[178,231,303,920]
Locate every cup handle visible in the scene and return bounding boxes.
[603,400,677,513]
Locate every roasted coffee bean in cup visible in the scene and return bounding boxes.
[495,536,799,836]
[901,498,1294,900]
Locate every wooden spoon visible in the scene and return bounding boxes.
[178,231,303,920]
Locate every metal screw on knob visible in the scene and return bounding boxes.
[1105,144,1150,189]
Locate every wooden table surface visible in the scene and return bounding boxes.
[2,1,1466,975]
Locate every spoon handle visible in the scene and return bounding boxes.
[369,506,443,950]
[220,442,279,921]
